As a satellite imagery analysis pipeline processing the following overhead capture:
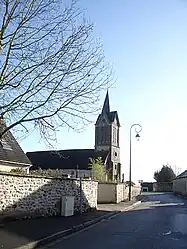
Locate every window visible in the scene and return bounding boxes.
[0,138,12,150]
[113,127,117,143]
[101,126,104,143]
[117,129,119,145]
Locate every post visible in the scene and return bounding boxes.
[128,124,142,201]
[129,128,132,201]
[79,177,82,215]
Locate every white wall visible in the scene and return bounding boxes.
[0,164,29,173]
[98,183,116,203]
[98,183,140,204]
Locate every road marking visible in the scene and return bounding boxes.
[163,231,171,236]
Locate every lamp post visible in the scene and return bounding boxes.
[129,124,142,201]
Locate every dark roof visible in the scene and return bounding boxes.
[27,149,109,170]
[95,91,120,126]
[109,111,120,127]
[101,91,110,115]
[0,125,32,167]
[175,170,187,179]
[95,111,120,127]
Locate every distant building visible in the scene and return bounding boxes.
[0,118,32,172]
[173,170,187,195]
[141,182,153,192]
[27,91,121,181]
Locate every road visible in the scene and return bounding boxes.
[45,193,187,249]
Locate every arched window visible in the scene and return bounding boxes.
[113,127,117,143]
[117,129,119,145]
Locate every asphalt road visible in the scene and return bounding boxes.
[45,193,187,249]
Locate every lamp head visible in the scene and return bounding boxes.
[135,133,140,141]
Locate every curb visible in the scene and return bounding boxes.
[14,211,120,249]
[15,201,142,249]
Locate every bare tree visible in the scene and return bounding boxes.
[0,0,111,144]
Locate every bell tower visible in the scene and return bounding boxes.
[95,91,121,181]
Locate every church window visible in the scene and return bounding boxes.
[117,129,119,145]
[99,126,109,144]
[113,127,117,143]
[101,126,104,143]
[97,127,101,145]
[105,126,109,142]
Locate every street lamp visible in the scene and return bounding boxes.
[128,124,142,201]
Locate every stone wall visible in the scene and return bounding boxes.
[98,183,141,204]
[0,173,97,217]
[153,182,173,192]
[116,183,127,203]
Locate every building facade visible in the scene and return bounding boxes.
[27,91,121,181]
[173,170,187,196]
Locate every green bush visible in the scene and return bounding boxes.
[89,157,109,182]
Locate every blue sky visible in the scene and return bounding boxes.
[20,0,187,182]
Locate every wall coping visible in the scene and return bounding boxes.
[153,181,173,184]
[98,182,124,185]
[0,172,96,182]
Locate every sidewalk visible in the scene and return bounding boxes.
[0,200,141,249]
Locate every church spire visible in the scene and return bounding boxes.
[101,90,110,115]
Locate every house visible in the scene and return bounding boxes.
[0,118,32,172]
[141,182,153,192]
[27,91,121,181]
[173,170,187,196]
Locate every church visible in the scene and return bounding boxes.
[27,91,121,181]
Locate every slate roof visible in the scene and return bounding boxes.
[27,149,109,170]
[95,91,120,126]
[109,111,120,126]
[95,111,120,126]
[175,170,187,179]
[0,124,32,167]
[101,90,110,115]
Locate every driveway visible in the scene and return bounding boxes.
[45,192,187,249]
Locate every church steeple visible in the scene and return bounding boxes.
[101,91,110,116]
[95,90,121,182]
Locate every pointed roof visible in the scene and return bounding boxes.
[0,120,32,167]
[109,111,120,127]
[175,170,187,179]
[101,91,110,115]
[95,90,120,126]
